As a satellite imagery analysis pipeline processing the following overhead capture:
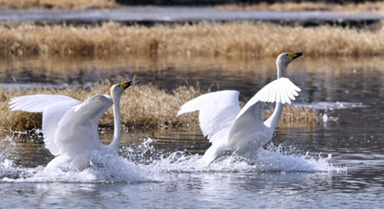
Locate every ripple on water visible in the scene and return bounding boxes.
[295,101,367,110]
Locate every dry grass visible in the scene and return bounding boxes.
[2,21,384,58]
[217,1,384,12]
[0,83,320,133]
[0,0,119,10]
[0,83,201,132]
[265,106,320,124]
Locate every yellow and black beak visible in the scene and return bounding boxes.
[119,81,132,89]
[288,52,303,60]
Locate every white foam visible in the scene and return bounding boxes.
[0,137,345,183]
[1,154,153,183]
[147,146,343,174]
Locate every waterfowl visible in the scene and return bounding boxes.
[177,52,303,164]
[10,82,132,170]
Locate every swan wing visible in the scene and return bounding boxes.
[10,94,81,156]
[177,90,241,143]
[256,77,301,105]
[42,100,82,156]
[228,78,301,142]
[54,95,113,156]
[10,94,78,112]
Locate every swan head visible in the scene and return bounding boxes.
[276,52,303,77]
[110,81,132,98]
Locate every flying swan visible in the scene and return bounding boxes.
[9,82,132,170]
[177,52,303,164]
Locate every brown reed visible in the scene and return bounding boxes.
[0,83,320,133]
[0,0,119,9]
[1,21,384,58]
[265,106,320,124]
[0,83,200,132]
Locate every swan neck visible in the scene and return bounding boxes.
[277,62,286,79]
[267,102,283,130]
[109,95,121,151]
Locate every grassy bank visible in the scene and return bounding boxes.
[0,83,320,133]
[1,22,384,58]
[0,0,118,9]
[217,1,384,12]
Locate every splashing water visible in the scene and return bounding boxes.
[0,135,152,183]
[1,156,152,183]
[0,136,344,183]
[129,138,344,174]
[148,145,341,174]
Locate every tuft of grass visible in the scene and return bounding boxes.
[0,83,320,133]
[265,106,320,125]
[0,0,119,10]
[0,83,201,132]
[2,22,384,58]
[217,1,384,12]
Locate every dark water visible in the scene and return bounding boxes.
[1,56,384,208]
[0,8,382,25]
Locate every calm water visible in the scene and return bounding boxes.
[1,56,384,208]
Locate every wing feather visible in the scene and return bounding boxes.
[286,83,295,100]
[42,100,82,155]
[10,94,78,112]
[253,77,301,105]
[10,94,81,156]
[54,95,113,156]
[228,78,301,143]
[177,90,241,143]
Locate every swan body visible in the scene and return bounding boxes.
[177,52,303,164]
[10,82,132,170]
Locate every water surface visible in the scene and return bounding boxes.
[1,56,384,208]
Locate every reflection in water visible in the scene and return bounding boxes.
[1,55,384,208]
[2,55,384,104]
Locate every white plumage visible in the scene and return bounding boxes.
[178,90,240,143]
[178,52,303,164]
[9,82,132,170]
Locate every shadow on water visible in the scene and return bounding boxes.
[1,55,384,208]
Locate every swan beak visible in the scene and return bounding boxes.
[119,81,132,89]
[288,52,303,60]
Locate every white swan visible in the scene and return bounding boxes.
[177,52,303,164]
[9,82,132,170]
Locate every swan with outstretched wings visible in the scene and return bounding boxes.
[178,52,303,164]
[10,82,132,170]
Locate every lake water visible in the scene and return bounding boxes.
[1,56,384,208]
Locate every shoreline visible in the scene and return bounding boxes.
[0,7,382,26]
[0,83,320,133]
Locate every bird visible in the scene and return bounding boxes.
[9,81,132,170]
[177,52,303,164]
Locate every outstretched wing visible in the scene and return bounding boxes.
[54,95,113,156]
[228,78,301,143]
[252,77,301,105]
[9,94,77,112]
[10,95,81,156]
[177,90,241,143]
